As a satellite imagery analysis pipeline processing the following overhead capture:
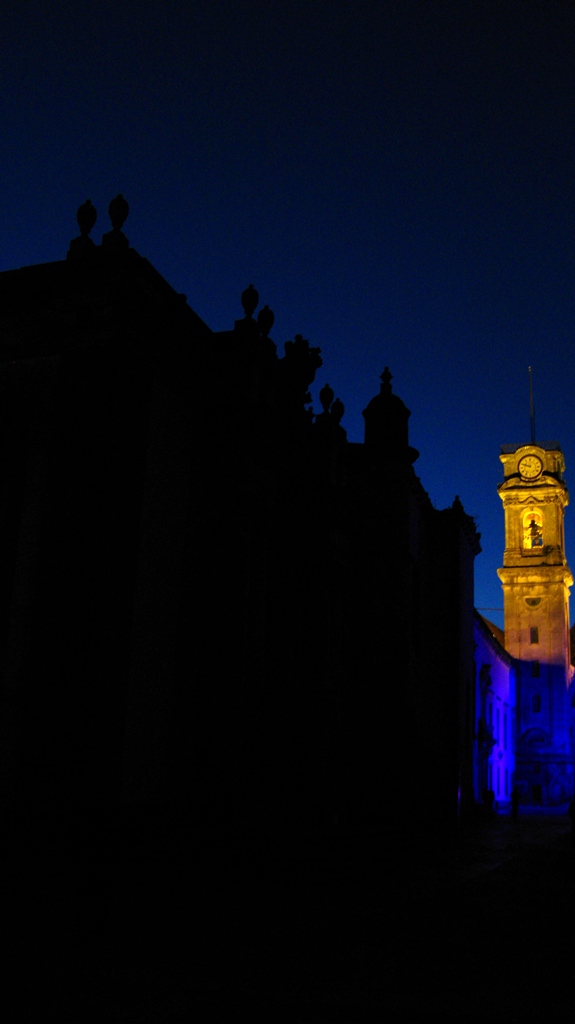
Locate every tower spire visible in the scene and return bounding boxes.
[529,366,536,444]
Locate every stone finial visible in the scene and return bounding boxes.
[380,366,393,393]
[319,383,334,413]
[257,304,274,337]
[241,284,259,318]
[108,194,129,230]
[313,385,346,444]
[102,194,130,249]
[362,366,418,462]
[67,199,97,259]
[77,199,97,236]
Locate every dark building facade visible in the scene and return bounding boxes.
[0,199,481,848]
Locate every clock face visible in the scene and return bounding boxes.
[518,455,543,480]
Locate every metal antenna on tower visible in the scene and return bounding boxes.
[528,366,536,444]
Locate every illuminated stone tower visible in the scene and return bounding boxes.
[498,442,574,806]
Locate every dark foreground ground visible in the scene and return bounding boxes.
[4,811,574,1021]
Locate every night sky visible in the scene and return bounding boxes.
[1,1,574,628]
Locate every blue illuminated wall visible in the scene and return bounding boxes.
[514,658,574,806]
[474,612,516,812]
[474,616,575,810]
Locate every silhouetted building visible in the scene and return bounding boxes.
[0,198,481,848]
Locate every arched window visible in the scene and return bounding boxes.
[523,509,543,551]
[522,728,547,745]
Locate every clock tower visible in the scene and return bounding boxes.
[498,442,574,806]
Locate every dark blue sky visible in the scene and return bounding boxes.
[1,1,574,626]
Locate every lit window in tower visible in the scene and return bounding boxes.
[523,509,543,551]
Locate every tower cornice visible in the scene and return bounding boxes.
[499,488,569,508]
[497,565,573,588]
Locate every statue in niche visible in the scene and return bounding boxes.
[528,517,543,548]
[523,511,543,550]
